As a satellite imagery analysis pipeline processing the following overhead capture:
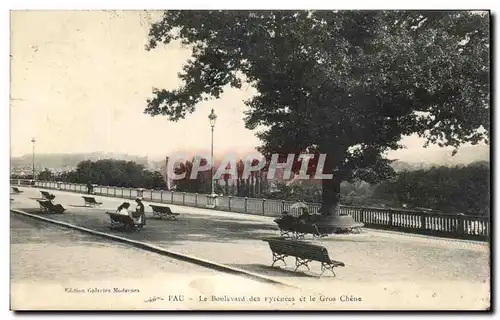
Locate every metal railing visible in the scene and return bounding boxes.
[12,179,490,241]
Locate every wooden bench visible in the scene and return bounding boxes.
[37,200,66,214]
[105,211,144,231]
[82,196,103,207]
[274,217,327,239]
[12,187,23,194]
[150,205,179,220]
[262,237,345,277]
[40,191,56,201]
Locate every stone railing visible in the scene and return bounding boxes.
[12,179,490,241]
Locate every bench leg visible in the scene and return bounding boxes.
[320,263,337,278]
[280,229,291,238]
[294,258,311,272]
[271,253,287,267]
[154,212,163,219]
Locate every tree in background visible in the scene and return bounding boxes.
[144,11,489,226]
[373,161,490,215]
[56,159,166,189]
[171,158,212,193]
[37,168,54,181]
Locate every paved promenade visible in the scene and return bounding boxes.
[10,187,490,310]
[11,212,296,310]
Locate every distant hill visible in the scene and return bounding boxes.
[388,144,490,166]
[11,143,489,174]
[10,152,149,171]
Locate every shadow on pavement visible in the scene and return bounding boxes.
[229,263,320,278]
[16,206,281,246]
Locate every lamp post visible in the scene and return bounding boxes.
[208,109,217,196]
[31,137,36,180]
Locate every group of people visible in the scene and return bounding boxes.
[280,207,317,223]
[112,198,146,231]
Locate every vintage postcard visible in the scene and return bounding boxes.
[10,10,490,311]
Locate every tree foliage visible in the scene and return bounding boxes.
[373,161,490,215]
[172,158,211,193]
[37,168,54,181]
[145,10,489,215]
[58,159,166,189]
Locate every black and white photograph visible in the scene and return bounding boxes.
[9,9,490,310]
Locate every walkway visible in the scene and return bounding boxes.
[10,187,490,310]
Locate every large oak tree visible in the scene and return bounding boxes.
[144,10,489,216]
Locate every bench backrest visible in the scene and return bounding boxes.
[275,219,319,234]
[106,212,133,222]
[41,191,54,198]
[275,217,296,228]
[264,238,332,264]
[37,200,53,209]
[150,205,172,214]
[295,223,320,234]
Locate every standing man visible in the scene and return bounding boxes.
[86,181,93,194]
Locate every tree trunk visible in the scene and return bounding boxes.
[319,150,344,217]
[321,177,342,216]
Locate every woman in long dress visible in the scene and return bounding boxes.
[133,198,146,227]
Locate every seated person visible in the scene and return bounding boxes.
[279,210,297,224]
[116,202,131,215]
[115,202,136,229]
[298,208,311,222]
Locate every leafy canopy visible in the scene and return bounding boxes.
[145,10,489,185]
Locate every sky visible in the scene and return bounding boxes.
[10,10,489,163]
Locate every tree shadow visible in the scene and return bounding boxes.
[16,205,380,248]
[16,206,282,246]
[317,235,377,243]
[228,263,321,278]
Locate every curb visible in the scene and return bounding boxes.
[11,208,297,289]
